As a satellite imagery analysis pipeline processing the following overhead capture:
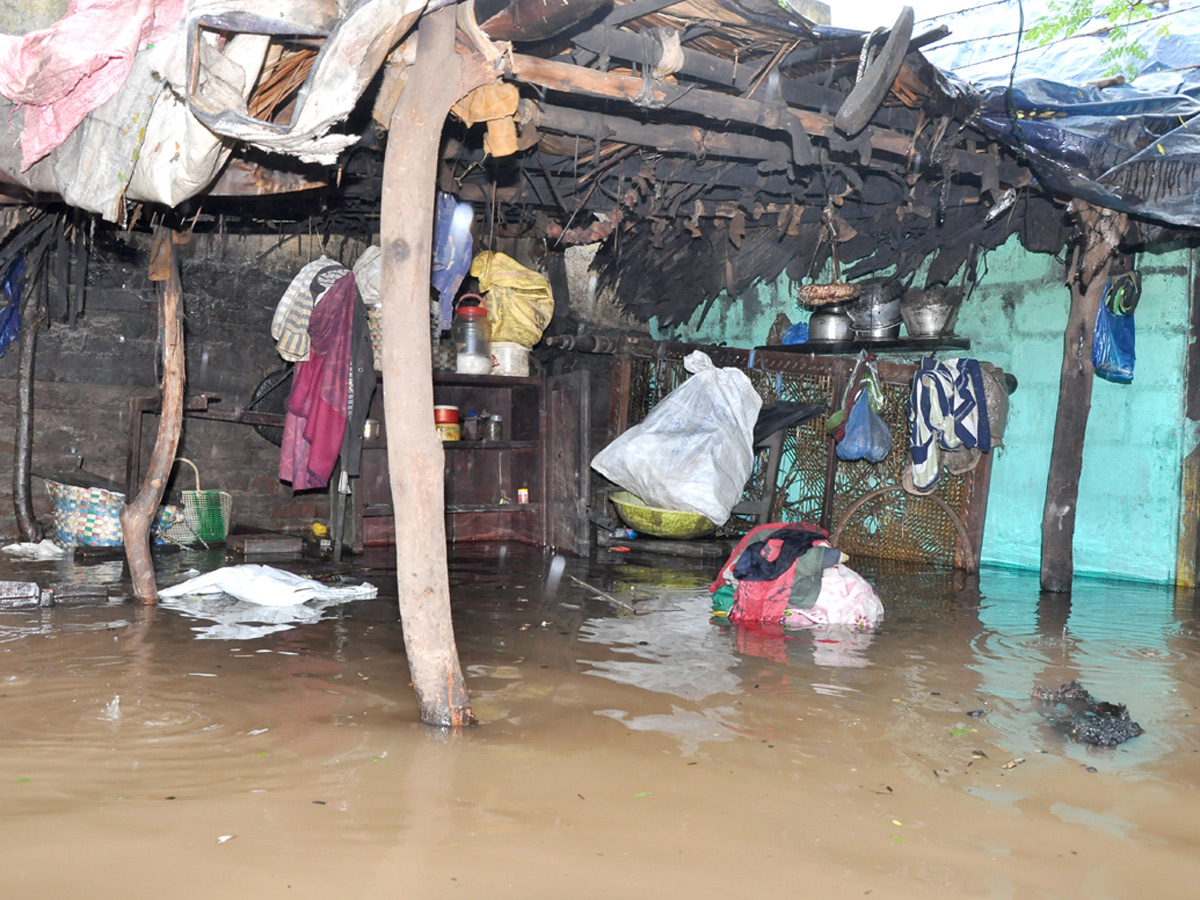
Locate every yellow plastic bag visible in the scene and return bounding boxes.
[469,251,554,348]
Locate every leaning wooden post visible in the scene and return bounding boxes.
[13,218,56,542]
[1040,202,1126,592]
[121,228,186,603]
[379,4,478,727]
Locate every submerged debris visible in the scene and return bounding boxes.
[1032,681,1144,747]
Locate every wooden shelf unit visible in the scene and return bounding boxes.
[348,370,590,555]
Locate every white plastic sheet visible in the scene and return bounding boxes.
[591,350,761,525]
[158,564,377,606]
[157,564,377,640]
[1,540,65,560]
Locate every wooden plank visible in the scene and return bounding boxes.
[1177,446,1200,588]
[43,584,110,606]
[527,101,791,163]
[508,53,912,157]
[596,529,736,558]
[1178,247,1200,587]
[445,509,540,543]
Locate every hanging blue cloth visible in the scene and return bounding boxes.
[431,193,474,330]
[0,256,27,359]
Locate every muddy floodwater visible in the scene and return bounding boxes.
[2,542,1199,900]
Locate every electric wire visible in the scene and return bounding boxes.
[931,1,1200,55]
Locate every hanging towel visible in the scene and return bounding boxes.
[272,256,350,361]
[908,357,991,492]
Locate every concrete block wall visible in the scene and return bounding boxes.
[0,229,367,545]
[961,239,1191,582]
[650,235,1193,583]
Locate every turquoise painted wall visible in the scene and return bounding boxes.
[651,237,1195,583]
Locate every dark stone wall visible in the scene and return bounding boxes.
[0,230,365,544]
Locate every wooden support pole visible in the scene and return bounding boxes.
[1040,203,1126,593]
[12,220,55,542]
[121,228,186,603]
[1178,248,1200,587]
[379,5,489,728]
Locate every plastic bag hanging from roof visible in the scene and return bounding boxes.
[0,0,186,171]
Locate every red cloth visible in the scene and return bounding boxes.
[279,273,357,490]
[708,521,826,594]
[709,521,828,626]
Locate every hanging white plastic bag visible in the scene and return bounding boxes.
[591,351,761,525]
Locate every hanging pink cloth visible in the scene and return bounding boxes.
[0,0,185,169]
[279,273,357,491]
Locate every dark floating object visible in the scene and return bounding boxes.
[1032,681,1145,747]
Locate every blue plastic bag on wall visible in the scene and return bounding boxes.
[0,256,26,359]
[1092,281,1136,384]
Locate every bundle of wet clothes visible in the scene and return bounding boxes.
[1032,681,1144,747]
[709,522,883,629]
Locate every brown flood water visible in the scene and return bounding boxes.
[1,542,1199,900]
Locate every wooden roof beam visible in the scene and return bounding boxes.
[519,99,792,163]
[506,53,915,160]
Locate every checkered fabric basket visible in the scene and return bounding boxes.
[45,479,180,548]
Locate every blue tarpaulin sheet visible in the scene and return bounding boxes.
[923,1,1200,226]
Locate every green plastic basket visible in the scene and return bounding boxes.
[173,458,232,544]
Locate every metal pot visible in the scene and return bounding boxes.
[854,322,902,340]
[901,287,963,337]
[808,305,854,341]
[845,279,903,333]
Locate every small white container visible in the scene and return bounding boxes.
[491,342,530,377]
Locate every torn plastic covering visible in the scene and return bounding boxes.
[185,0,425,162]
[0,0,430,221]
[0,0,186,171]
[924,2,1200,227]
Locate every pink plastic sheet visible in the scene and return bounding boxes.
[0,0,184,169]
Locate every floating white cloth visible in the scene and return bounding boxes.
[158,564,377,606]
[158,564,377,640]
[1,540,66,560]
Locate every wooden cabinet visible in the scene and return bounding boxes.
[346,370,590,555]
